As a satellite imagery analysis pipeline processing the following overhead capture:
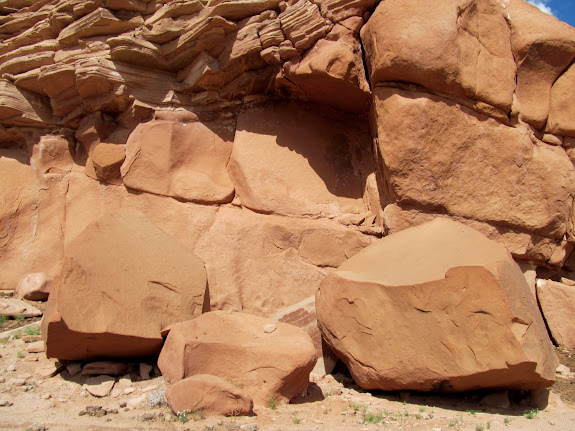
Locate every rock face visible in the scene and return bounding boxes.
[0,0,574,394]
[537,279,575,350]
[158,311,317,406]
[165,374,254,417]
[316,219,558,392]
[42,209,207,360]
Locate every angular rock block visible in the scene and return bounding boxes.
[158,311,316,406]
[165,374,253,417]
[194,206,372,316]
[316,219,558,392]
[42,209,207,360]
[536,279,575,350]
[121,119,235,204]
[373,87,575,240]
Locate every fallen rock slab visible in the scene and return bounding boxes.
[42,209,207,360]
[316,219,558,392]
[0,298,42,317]
[536,279,575,350]
[165,374,253,417]
[158,311,316,406]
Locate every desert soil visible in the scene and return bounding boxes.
[0,320,574,431]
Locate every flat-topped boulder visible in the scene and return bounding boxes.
[316,219,558,392]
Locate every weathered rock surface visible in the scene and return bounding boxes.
[194,206,372,316]
[165,374,253,417]
[15,273,53,301]
[158,311,317,405]
[121,117,235,204]
[536,279,575,350]
[316,219,558,392]
[362,0,517,112]
[373,87,575,240]
[42,209,207,360]
[228,102,373,217]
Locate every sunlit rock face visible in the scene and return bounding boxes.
[1,0,574,385]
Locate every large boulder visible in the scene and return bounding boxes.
[165,374,254,417]
[361,0,516,112]
[42,209,207,360]
[372,87,575,241]
[536,279,575,350]
[121,118,235,204]
[316,219,558,392]
[158,311,317,406]
[504,0,575,129]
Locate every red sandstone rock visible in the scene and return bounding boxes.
[165,374,253,417]
[361,0,516,112]
[121,119,235,204]
[228,102,373,218]
[372,87,575,240]
[42,209,207,360]
[158,311,317,406]
[504,0,575,129]
[536,279,575,350]
[194,206,372,316]
[15,273,52,301]
[316,219,558,392]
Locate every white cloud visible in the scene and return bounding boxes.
[526,0,555,16]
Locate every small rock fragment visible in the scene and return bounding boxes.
[83,375,115,397]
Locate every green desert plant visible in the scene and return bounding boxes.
[25,326,41,336]
[268,398,277,410]
[524,408,540,419]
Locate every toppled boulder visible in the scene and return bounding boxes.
[42,209,207,360]
[165,374,253,417]
[536,279,575,349]
[15,273,52,301]
[158,311,316,406]
[316,219,558,392]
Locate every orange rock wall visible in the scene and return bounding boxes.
[2,0,575,325]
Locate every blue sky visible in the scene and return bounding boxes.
[527,0,575,27]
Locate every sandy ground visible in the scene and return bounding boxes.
[0,326,574,431]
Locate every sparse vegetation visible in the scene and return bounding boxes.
[291,413,301,425]
[16,350,24,359]
[25,326,41,336]
[363,410,384,424]
[15,314,26,321]
[466,409,479,415]
[12,331,21,340]
[504,417,511,425]
[176,410,189,423]
[0,315,8,326]
[448,416,463,429]
[475,424,484,431]
[419,406,427,413]
[524,408,540,419]
[268,398,277,410]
